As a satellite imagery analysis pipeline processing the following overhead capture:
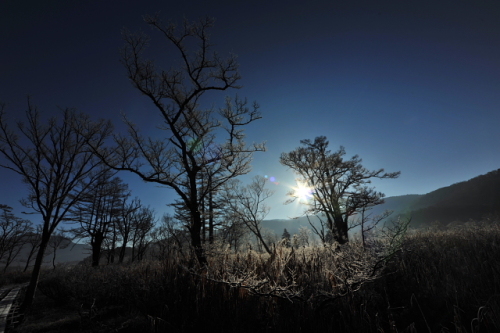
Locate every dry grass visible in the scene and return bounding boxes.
[381,222,500,332]
[11,220,500,332]
[0,269,32,288]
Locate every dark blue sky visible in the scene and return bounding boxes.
[1,0,499,220]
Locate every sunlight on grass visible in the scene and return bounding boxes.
[12,220,500,333]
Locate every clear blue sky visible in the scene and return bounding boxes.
[1,0,499,220]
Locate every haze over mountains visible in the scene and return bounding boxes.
[8,169,499,267]
[264,168,500,235]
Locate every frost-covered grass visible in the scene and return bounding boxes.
[13,221,500,332]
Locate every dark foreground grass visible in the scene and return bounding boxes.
[0,270,32,288]
[11,222,500,333]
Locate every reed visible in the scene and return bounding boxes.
[13,220,500,332]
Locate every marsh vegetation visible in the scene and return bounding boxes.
[8,219,500,333]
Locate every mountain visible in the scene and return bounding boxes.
[264,169,500,234]
[7,238,90,270]
[262,216,320,236]
[357,169,500,227]
[402,169,500,226]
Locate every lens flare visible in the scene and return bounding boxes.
[263,174,279,185]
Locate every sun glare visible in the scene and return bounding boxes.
[293,182,313,202]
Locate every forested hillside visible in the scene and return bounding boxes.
[368,169,500,227]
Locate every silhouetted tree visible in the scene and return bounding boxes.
[350,205,392,248]
[48,229,69,270]
[280,136,400,244]
[281,228,291,247]
[150,213,190,260]
[130,206,155,261]
[116,197,141,263]
[223,176,274,254]
[0,100,111,310]
[23,225,42,272]
[306,215,334,246]
[0,204,33,271]
[218,209,248,252]
[71,172,128,267]
[89,16,264,265]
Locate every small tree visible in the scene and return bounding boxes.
[130,206,155,261]
[0,100,111,310]
[22,225,42,272]
[71,172,128,267]
[223,176,274,254]
[116,197,141,263]
[292,226,311,248]
[350,205,393,249]
[153,213,191,260]
[280,136,400,245]
[218,211,248,252]
[48,229,69,270]
[281,228,291,247]
[0,204,33,271]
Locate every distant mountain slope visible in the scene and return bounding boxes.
[371,169,500,227]
[7,238,89,270]
[264,169,500,233]
[262,216,318,236]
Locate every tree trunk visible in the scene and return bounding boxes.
[208,188,214,244]
[108,232,116,264]
[21,234,50,312]
[23,244,38,272]
[91,232,104,267]
[52,246,57,270]
[200,196,206,244]
[118,232,129,263]
[190,210,207,266]
[118,245,126,263]
[334,215,349,245]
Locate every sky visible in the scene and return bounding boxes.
[1,0,499,221]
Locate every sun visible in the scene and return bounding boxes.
[293,181,314,202]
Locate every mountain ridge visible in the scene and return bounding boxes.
[264,168,500,235]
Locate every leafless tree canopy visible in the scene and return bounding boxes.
[0,204,33,272]
[70,171,128,267]
[90,16,265,265]
[223,176,274,254]
[280,136,400,244]
[0,100,112,310]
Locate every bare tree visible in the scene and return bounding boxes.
[350,206,393,249]
[71,172,127,267]
[130,206,155,261]
[292,226,312,249]
[22,225,42,272]
[0,204,33,272]
[280,136,400,245]
[150,213,191,260]
[90,16,264,265]
[116,197,141,263]
[0,100,111,310]
[218,210,248,252]
[48,229,69,270]
[306,215,333,246]
[223,176,274,254]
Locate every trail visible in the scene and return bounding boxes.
[0,284,25,333]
